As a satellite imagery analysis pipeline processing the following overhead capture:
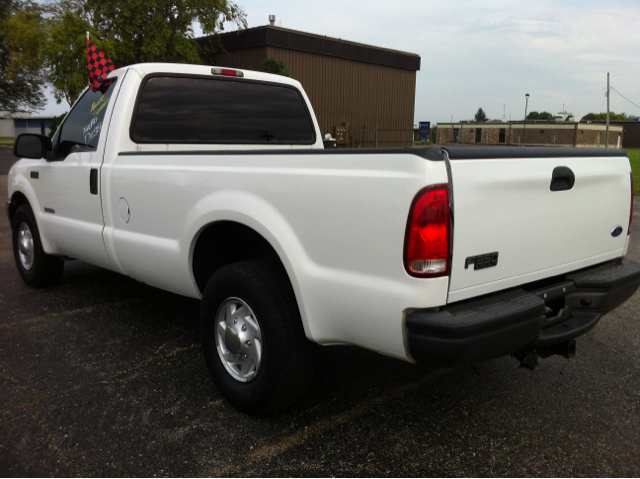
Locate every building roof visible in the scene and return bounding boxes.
[198,25,421,71]
[582,119,640,123]
[0,111,56,120]
[437,122,623,132]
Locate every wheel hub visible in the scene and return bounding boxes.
[17,223,35,270]
[215,297,263,382]
[224,325,242,355]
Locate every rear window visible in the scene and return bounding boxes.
[131,75,315,144]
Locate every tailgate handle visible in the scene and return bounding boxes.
[550,166,575,191]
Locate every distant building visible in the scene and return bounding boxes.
[580,120,640,149]
[197,23,420,148]
[0,112,55,138]
[553,111,575,122]
[436,122,623,148]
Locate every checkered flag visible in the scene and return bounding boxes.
[87,35,115,92]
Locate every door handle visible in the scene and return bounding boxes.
[90,168,98,195]
[550,166,575,191]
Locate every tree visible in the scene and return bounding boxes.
[429,125,437,144]
[581,112,629,122]
[473,107,488,122]
[0,0,46,112]
[262,57,289,77]
[41,10,92,106]
[47,112,66,138]
[526,111,554,120]
[6,0,247,107]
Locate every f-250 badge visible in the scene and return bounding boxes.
[465,252,499,270]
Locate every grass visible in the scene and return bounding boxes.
[628,148,640,196]
[0,137,14,147]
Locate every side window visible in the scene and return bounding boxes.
[131,76,315,144]
[55,79,118,160]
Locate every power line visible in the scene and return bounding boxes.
[610,84,640,111]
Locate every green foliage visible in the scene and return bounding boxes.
[41,10,91,105]
[429,125,437,144]
[628,148,640,196]
[0,0,46,112]
[581,112,629,122]
[526,111,554,120]
[473,107,488,122]
[5,0,247,107]
[262,57,289,77]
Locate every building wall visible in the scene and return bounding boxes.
[14,118,52,137]
[585,121,640,148]
[0,116,53,138]
[437,123,623,148]
[267,47,416,148]
[212,46,269,72]
[209,40,417,147]
[0,118,15,137]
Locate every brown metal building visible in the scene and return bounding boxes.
[197,26,421,148]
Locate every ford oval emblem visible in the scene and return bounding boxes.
[611,226,623,237]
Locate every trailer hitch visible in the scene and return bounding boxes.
[513,339,577,370]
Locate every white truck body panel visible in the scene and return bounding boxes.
[447,155,631,303]
[104,151,450,358]
[6,63,636,366]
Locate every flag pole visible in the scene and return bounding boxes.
[86,32,90,87]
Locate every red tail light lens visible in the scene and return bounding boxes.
[404,184,450,277]
[211,68,244,77]
[629,173,634,236]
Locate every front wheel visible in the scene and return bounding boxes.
[200,261,316,415]
[12,204,64,287]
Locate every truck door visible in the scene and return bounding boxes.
[32,75,123,269]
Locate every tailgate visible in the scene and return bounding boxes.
[445,147,632,303]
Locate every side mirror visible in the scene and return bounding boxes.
[13,134,53,160]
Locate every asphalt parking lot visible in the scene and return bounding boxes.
[1,146,640,477]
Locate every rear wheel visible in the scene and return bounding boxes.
[200,261,315,415]
[12,204,64,287]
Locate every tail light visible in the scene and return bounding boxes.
[629,173,634,236]
[404,184,451,277]
[211,68,244,77]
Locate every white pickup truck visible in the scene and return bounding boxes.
[7,63,640,415]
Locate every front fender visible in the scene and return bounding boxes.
[7,162,61,255]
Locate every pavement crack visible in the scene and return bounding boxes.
[31,408,75,474]
[109,343,199,382]
[207,368,453,477]
[1,385,84,415]
[1,343,198,414]
[0,296,159,329]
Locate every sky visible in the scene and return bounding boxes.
[40,0,640,125]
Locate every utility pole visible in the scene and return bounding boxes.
[606,73,610,148]
[523,93,530,146]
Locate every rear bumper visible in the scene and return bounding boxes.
[406,258,640,367]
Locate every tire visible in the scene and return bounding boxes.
[200,261,316,416]
[12,204,64,287]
